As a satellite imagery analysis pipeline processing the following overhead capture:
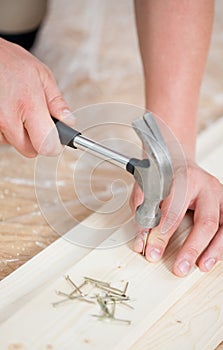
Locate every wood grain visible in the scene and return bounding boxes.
[0,0,223,348]
[0,213,204,350]
[0,118,223,349]
[0,0,223,281]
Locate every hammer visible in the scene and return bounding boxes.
[53,112,173,230]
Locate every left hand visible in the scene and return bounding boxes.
[130,159,223,277]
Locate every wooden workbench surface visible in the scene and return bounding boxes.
[1,121,223,349]
[0,0,223,348]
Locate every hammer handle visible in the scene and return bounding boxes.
[52,116,131,170]
[52,117,81,148]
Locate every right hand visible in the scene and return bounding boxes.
[0,38,71,157]
[130,159,223,277]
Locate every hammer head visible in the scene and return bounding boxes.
[132,112,173,228]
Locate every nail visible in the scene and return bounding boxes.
[84,276,110,287]
[122,282,129,295]
[178,260,191,276]
[142,230,149,256]
[149,248,161,261]
[204,257,216,271]
[96,284,124,296]
[65,275,84,295]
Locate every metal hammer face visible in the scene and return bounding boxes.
[131,112,173,228]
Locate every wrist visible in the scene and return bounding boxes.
[145,99,197,161]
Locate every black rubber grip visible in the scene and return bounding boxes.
[52,117,81,149]
[126,158,150,175]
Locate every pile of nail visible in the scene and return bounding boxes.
[52,275,133,325]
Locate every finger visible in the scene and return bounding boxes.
[133,230,146,253]
[23,85,63,156]
[197,226,223,272]
[198,204,223,271]
[145,229,168,262]
[130,183,153,254]
[1,115,37,158]
[130,183,145,253]
[0,130,9,144]
[39,65,73,124]
[173,190,220,277]
[144,177,190,262]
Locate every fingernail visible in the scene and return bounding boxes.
[160,228,168,235]
[178,260,191,276]
[133,232,144,252]
[149,248,161,261]
[134,237,143,252]
[61,110,76,126]
[204,257,216,271]
[61,109,72,118]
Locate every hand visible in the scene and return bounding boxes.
[130,160,223,277]
[0,38,71,157]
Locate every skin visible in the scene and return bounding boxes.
[0,38,71,157]
[0,2,222,277]
[132,0,223,277]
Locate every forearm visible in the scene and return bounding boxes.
[135,0,214,158]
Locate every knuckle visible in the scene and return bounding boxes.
[164,210,179,223]
[43,64,54,78]
[148,234,167,248]
[186,246,200,260]
[161,210,180,233]
[48,95,69,117]
[16,98,33,117]
[41,64,55,84]
[155,236,167,248]
[209,176,221,189]
[35,61,55,85]
[200,216,219,233]
[48,94,64,106]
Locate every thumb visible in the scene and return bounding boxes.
[40,65,73,123]
[144,191,186,262]
[144,169,189,262]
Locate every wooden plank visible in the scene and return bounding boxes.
[130,262,223,350]
[0,117,222,349]
[128,117,223,350]
[0,200,132,323]
[0,215,203,350]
